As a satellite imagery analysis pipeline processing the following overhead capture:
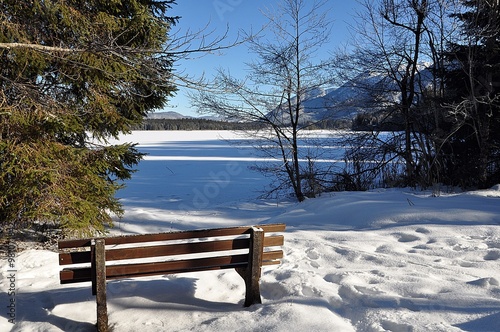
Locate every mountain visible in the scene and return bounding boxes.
[272,66,433,123]
[147,111,192,119]
[297,71,392,122]
[266,71,388,124]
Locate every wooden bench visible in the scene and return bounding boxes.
[58,223,286,332]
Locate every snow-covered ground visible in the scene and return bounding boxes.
[2,130,500,332]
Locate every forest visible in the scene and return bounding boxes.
[132,117,353,131]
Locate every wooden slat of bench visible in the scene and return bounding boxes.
[60,250,283,284]
[58,224,286,249]
[61,254,247,284]
[107,254,248,279]
[261,250,284,264]
[59,239,92,249]
[108,238,248,261]
[59,235,284,265]
[104,235,283,262]
[59,250,92,265]
[60,267,93,284]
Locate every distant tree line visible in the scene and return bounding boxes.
[133,117,352,131]
[132,118,266,131]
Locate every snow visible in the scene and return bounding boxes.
[2,130,500,332]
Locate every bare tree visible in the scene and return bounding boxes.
[191,0,336,201]
[338,0,461,188]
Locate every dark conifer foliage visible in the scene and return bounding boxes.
[441,0,500,188]
[336,0,500,191]
[0,0,178,235]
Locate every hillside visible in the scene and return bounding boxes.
[146,111,192,119]
[269,66,434,126]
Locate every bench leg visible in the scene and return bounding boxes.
[92,239,108,332]
[236,227,264,307]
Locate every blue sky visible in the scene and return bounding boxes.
[164,0,364,117]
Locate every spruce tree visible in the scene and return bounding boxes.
[442,0,500,187]
[0,0,178,236]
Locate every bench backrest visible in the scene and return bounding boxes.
[59,224,285,284]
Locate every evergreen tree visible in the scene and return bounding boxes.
[0,0,178,236]
[442,0,500,187]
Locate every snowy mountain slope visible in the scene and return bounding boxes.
[273,66,434,123]
[146,111,192,119]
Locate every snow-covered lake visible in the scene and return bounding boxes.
[2,130,500,332]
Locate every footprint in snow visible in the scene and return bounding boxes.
[412,244,431,250]
[323,273,345,284]
[301,284,322,297]
[484,250,500,261]
[306,248,320,260]
[275,270,293,281]
[459,260,478,268]
[467,277,499,287]
[381,320,414,332]
[261,282,289,300]
[415,227,431,234]
[487,241,500,249]
[392,232,421,243]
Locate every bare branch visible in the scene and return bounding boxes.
[0,42,81,52]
